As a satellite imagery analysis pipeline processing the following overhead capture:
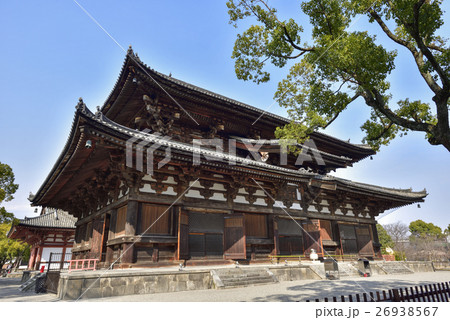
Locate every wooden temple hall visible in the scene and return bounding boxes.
[29,48,426,268]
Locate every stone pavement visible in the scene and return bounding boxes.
[0,278,58,302]
[0,271,449,302]
[89,271,450,302]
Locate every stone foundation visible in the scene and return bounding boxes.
[58,269,212,300]
[56,261,438,300]
[268,265,321,281]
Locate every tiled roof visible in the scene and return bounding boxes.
[79,104,426,201]
[102,50,374,154]
[19,210,76,229]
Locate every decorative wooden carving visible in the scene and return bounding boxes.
[244,186,257,205]
[225,181,240,202]
[109,149,145,195]
[149,172,169,194]
[298,183,322,212]
[249,128,261,140]
[199,179,215,199]
[352,197,369,216]
[205,119,225,139]
[175,166,201,196]
[327,190,347,215]
[142,94,179,135]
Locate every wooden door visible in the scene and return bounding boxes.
[177,209,189,260]
[338,223,358,254]
[356,226,374,257]
[90,218,104,258]
[302,221,323,256]
[100,214,110,261]
[223,216,246,259]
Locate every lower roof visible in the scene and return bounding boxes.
[30,102,426,208]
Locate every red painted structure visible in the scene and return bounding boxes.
[68,259,99,273]
[8,208,76,270]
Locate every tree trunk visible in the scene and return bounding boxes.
[432,92,450,151]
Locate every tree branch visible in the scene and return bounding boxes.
[368,121,394,141]
[362,88,432,133]
[368,8,441,94]
[368,9,412,49]
[323,93,361,129]
[282,26,315,52]
[427,43,445,53]
[318,0,334,36]
[411,0,449,89]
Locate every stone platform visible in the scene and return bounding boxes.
[56,261,436,300]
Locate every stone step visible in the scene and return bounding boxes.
[219,272,266,279]
[215,269,267,275]
[337,263,360,277]
[211,267,277,289]
[308,264,327,279]
[19,274,40,292]
[222,277,276,285]
[377,262,414,274]
[221,275,274,283]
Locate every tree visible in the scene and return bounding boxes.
[0,223,30,269]
[0,162,19,224]
[409,219,443,239]
[444,224,450,236]
[376,223,394,254]
[227,0,450,151]
[384,221,409,243]
[0,162,28,269]
[384,221,409,260]
[408,219,445,261]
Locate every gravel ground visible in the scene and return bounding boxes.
[0,271,449,302]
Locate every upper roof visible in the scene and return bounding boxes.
[100,48,375,163]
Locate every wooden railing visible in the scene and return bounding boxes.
[68,259,99,273]
[306,281,450,302]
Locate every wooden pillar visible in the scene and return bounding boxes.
[34,246,43,270]
[372,223,382,258]
[28,247,37,270]
[121,243,134,264]
[125,200,138,236]
[105,209,117,265]
[59,244,67,270]
[272,217,279,255]
[105,246,114,265]
[121,201,138,264]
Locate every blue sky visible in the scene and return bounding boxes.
[0,1,448,230]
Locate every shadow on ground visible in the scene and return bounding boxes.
[251,278,446,302]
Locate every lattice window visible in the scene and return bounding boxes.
[188,212,224,233]
[188,212,224,257]
[339,223,358,254]
[278,219,302,236]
